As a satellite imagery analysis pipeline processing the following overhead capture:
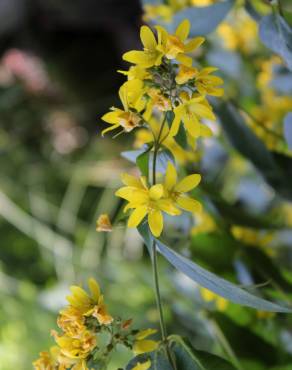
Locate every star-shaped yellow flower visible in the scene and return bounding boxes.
[101,79,145,136]
[115,173,180,237]
[156,19,204,66]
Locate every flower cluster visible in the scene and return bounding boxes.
[33,278,158,370]
[101,19,223,237]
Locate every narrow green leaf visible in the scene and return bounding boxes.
[169,335,236,370]
[155,237,291,312]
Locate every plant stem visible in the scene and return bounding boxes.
[151,113,177,369]
[152,240,168,342]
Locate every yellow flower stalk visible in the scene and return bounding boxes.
[169,92,215,138]
[101,79,145,136]
[163,162,202,213]
[115,173,181,237]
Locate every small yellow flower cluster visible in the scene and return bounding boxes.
[33,279,158,370]
[231,225,275,257]
[101,20,223,237]
[144,0,217,23]
[248,56,292,152]
[217,10,258,54]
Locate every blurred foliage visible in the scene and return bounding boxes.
[0,0,292,369]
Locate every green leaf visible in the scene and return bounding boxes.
[259,13,292,71]
[139,224,291,312]
[137,149,151,178]
[170,0,235,36]
[284,112,292,150]
[215,101,292,200]
[168,335,236,370]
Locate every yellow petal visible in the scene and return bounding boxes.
[184,37,205,52]
[133,339,159,355]
[148,210,163,237]
[176,53,193,67]
[140,25,157,50]
[101,111,120,124]
[165,161,177,190]
[121,173,143,188]
[169,105,184,137]
[128,206,148,227]
[158,199,181,215]
[189,102,215,120]
[200,123,213,137]
[123,51,155,68]
[175,174,201,192]
[132,360,151,370]
[149,184,164,200]
[136,328,157,340]
[177,196,202,213]
[175,19,190,41]
[88,278,100,302]
[101,124,120,136]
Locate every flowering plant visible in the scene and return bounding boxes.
[34,1,292,368]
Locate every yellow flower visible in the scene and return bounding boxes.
[169,92,215,138]
[201,288,228,311]
[115,174,181,237]
[133,329,159,355]
[194,67,224,97]
[144,88,172,119]
[57,306,86,337]
[163,162,202,213]
[123,26,164,68]
[175,64,198,85]
[96,214,112,232]
[33,346,62,370]
[66,278,113,325]
[156,20,205,66]
[101,79,145,136]
[52,329,97,360]
[132,360,152,370]
[176,65,223,96]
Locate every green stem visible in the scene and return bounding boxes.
[151,113,177,370]
[152,240,168,342]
